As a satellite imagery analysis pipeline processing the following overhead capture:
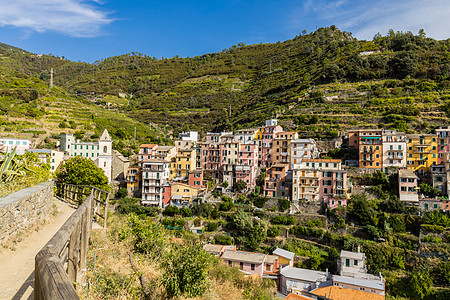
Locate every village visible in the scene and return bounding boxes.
[2,118,450,299]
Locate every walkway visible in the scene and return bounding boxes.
[0,198,75,300]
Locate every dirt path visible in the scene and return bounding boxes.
[0,199,75,300]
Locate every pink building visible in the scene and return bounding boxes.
[256,125,284,168]
[138,144,158,166]
[325,198,348,209]
[264,163,291,198]
[222,250,279,278]
[236,143,259,190]
[398,169,419,203]
[436,127,450,164]
[188,170,203,189]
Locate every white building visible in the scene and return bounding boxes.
[279,266,329,296]
[178,131,199,142]
[337,248,381,280]
[290,139,318,169]
[0,138,31,155]
[265,119,278,126]
[60,129,113,182]
[382,130,407,171]
[141,159,170,207]
[234,128,259,145]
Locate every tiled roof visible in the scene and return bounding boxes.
[302,159,341,163]
[273,247,295,260]
[222,250,266,264]
[140,144,158,148]
[286,293,314,300]
[311,286,385,300]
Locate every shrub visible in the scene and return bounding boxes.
[278,198,291,211]
[206,222,219,232]
[214,234,233,245]
[267,226,281,237]
[115,187,128,199]
[162,206,179,217]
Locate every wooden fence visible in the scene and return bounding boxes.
[34,184,110,300]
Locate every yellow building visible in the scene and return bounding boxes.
[272,131,299,165]
[171,183,199,205]
[170,148,197,180]
[406,134,438,172]
[126,167,141,198]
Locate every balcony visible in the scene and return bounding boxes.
[361,149,374,153]
[361,157,374,161]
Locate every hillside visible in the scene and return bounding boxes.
[1,27,450,142]
[0,71,170,152]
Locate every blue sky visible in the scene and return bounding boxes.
[0,0,449,63]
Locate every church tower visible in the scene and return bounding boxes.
[97,129,112,182]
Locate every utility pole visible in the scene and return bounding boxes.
[50,68,54,89]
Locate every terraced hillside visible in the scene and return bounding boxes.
[1,27,450,141]
[0,73,170,150]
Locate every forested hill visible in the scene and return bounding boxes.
[2,26,450,137]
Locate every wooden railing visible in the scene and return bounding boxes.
[34,184,110,300]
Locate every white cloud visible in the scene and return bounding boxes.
[291,0,450,40]
[0,0,113,37]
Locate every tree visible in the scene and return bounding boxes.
[179,207,192,217]
[408,271,432,299]
[419,182,441,198]
[278,198,291,212]
[161,242,210,298]
[235,179,247,192]
[55,156,109,191]
[162,206,179,217]
[231,209,268,250]
[221,181,229,189]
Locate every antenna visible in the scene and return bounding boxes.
[50,68,54,88]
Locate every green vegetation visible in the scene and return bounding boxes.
[55,156,110,191]
[0,150,51,197]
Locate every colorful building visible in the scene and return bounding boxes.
[273,131,299,165]
[264,163,290,198]
[358,130,383,171]
[138,144,158,166]
[141,159,170,207]
[170,148,197,180]
[398,169,419,203]
[255,124,284,168]
[292,159,348,202]
[170,182,200,205]
[436,127,450,164]
[126,167,141,198]
[382,130,406,172]
[236,143,259,190]
[406,134,438,173]
[290,139,318,169]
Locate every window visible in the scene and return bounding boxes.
[240,262,244,270]
[354,259,358,266]
[251,264,255,271]
[346,259,350,267]
[228,261,232,267]
[266,264,271,271]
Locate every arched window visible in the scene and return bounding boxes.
[103,146,107,153]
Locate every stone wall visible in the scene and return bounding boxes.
[0,181,54,244]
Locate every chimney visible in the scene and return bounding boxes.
[357,245,360,253]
